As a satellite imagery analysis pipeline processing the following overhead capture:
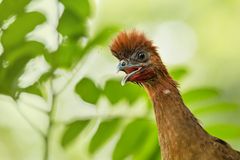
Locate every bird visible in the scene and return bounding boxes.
[110,30,240,160]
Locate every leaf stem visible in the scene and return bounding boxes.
[43,79,57,160]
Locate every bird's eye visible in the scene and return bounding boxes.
[138,52,145,60]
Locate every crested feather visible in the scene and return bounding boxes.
[110,30,157,59]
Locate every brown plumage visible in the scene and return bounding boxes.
[110,30,240,160]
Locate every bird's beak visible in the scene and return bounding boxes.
[117,62,125,73]
[117,62,143,86]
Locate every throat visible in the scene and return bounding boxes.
[144,78,208,159]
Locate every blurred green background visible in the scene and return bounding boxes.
[0,0,240,160]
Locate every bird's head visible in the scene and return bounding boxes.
[110,30,170,86]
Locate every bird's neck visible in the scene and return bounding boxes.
[144,77,208,159]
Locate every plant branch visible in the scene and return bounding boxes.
[43,1,61,159]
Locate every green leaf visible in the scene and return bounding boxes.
[0,56,31,97]
[58,0,91,38]
[61,120,90,148]
[145,145,161,160]
[206,124,240,139]
[22,83,42,96]
[60,0,91,20]
[1,12,46,51]
[103,80,124,104]
[4,41,47,65]
[45,40,82,68]
[57,10,87,39]
[194,102,239,115]
[182,88,220,105]
[123,83,146,104]
[75,78,101,104]
[169,66,188,81]
[104,79,145,105]
[0,0,30,24]
[113,119,151,160]
[89,118,121,154]
[133,124,159,160]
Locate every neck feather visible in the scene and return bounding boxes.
[144,76,209,159]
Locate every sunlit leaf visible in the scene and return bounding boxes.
[0,0,30,24]
[61,120,90,148]
[113,119,151,160]
[182,88,220,105]
[1,12,46,51]
[169,66,188,81]
[75,78,101,104]
[89,118,121,154]
[206,124,240,139]
[0,41,47,98]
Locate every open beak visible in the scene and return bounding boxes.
[117,61,143,86]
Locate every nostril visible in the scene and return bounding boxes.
[121,60,127,66]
